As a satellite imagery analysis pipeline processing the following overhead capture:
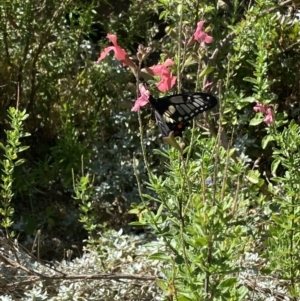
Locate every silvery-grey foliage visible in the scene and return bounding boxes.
[0,230,166,301]
[0,230,294,300]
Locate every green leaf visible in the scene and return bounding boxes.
[153,149,171,159]
[271,159,280,176]
[149,252,172,261]
[177,295,194,301]
[219,277,237,289]
[199,65,215,78]
[228,148,236,157]
[159,10,167,20]
[183,56,197,67]
[158,0,168,6]
[194,237,208,246]
[243,77,257,84]
[246,170,260,184]
[177,3,182,15]
[240,96,256,103]
[262,134,275,149]
[129,221,147,226]
[14,159,26,166]
[155,278,168,291]
[249,115,263,126]
[154,203,164,220]
[128,208,140,215]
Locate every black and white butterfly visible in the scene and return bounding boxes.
[149,92,218,137]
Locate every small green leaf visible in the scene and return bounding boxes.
[262,134,275,149]
[228,148,236,157]
[128,208,140,215]
[271,159,280,176]
[152,149,170,158]
[155,203,164,219]
[219,277,237,288]
[129,221,147,226]
[17,143,29,151]
[158,0,168,6]
[177,295,194,301]
[249,115,263,126]
[15,159,26,166]
[194,237,208,246]
[199,65,215,78]
[243,77,257,84]
[149,252,171,261]
[183,56,196,67]
[240,96,256,103]
[155,278,168,291]
[246,170,260,184]
[177,3,182,15]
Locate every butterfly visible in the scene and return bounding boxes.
[149,92,218,137]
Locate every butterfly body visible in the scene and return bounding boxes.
[149,92,218,137]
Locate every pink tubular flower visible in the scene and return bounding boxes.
[203,81,213,89]
[264,108,274,125]
[97,34,136,68]
[253,101,268,114]
[147,59,177,92]
[193,21,213,44]
[131,85,150,112]
[253,101,274,125]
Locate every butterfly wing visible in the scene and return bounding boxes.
[153,110,171,137]
[153,110,187,137]
[149,92,218,125]
[149,92,217,137]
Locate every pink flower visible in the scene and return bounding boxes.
[253,101,268,114]
[131,85,150,112]
[203,81,213,89]
[193,21,213,44]
[264,108,274,125]
[253,101,274,125]
[147,59,177,92]
[97,34,136,68]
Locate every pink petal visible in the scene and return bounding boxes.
[253,101,268,114]
[162,59,175,68]
[193,21,205,41]
[253,105,261,112]
[97,46,115,62]
[264,108,274,125]
[204,81,212,89]
[105,34,129,62]
[106,34,118,46]
[196,21,205,32]
[149,65,162,76]
[155,67,177,92]
[131,96,149,111]
[193,21,213,44]
[147,59,177,92]
[97,33,136,68]
[204,35,213,43]
[157,76,177,92]
[113,46,127,62]
[149,59,175,75]
[139,85,149,95]
[264,115,273,125]
[131,85,150,111]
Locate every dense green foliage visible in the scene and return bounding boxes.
[0,0,300,299]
